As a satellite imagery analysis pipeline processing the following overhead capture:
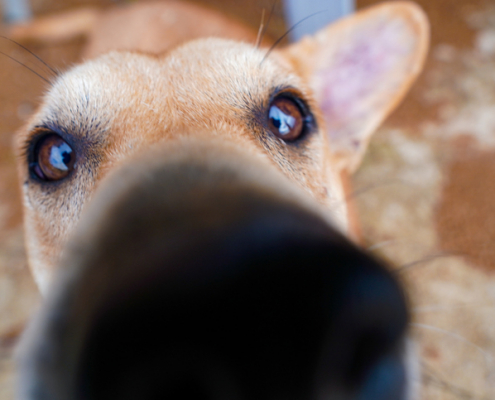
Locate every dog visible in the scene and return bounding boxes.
[12,1,429,399]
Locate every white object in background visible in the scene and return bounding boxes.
[2,0,32,23]
[283,0,355,42]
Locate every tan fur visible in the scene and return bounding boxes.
[13,1,428,299]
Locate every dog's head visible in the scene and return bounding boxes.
[14,2,428,293]
[15,3,428,400]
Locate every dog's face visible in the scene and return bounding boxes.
[15,2,429,294]
[14,3,430,400]
[16,41,348,292]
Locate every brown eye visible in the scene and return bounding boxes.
[268,96,305,141]
[32,134,75,181]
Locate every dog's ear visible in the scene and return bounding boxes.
[281,2,429,172]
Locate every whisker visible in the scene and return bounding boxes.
[257,0,277,50]
[0,50,50,83]
[367,239,397,251]
[367,237,449,254]
[345,179,411,202]
[255,9,266,49]
[413,302,493,314]
[394,252,466,273]
[412,322,493,368]
[327,178,424,215]
[421,363,491,400]
[0,35,58,77]
[260,9,328,65]
[323,179,412,217]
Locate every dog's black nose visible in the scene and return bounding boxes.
[17,143,409,400]
[77,215,408,400]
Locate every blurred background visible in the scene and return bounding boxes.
[1,0,495,399]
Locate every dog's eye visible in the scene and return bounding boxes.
[31,134,75,181]
[268,96,304,141]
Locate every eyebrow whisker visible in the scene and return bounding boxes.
[255,9,266,49]
[0,35,58,77]
[257,0,277,50]
[0,50,50,83]
[260,9,327,65]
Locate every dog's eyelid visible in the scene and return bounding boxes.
[28,125,75,148]
[266,87,316,143]
[22,126,52,160]
[25,127,77,183]
[270,86,305,101]
[269,87,315,117]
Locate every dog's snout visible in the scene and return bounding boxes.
[18,143,409,400]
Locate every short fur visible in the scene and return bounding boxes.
[13,1,429,294]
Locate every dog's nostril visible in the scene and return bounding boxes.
[315,262,408,400]
[356,354,406,400]
[348,281,406,383]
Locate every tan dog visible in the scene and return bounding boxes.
[12,1,428,399]
[14,0,428,294]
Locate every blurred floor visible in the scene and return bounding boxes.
[1,0,495,399]
[355,1,495,399]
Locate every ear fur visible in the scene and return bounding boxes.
[282,1,429,172]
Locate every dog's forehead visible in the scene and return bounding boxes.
[39,39,301,141]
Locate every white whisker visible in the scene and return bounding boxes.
[367,240,397,251]
[413,302,492,313]
[396,252,464,272]
[412,322,493,369]
[255,9,266,49]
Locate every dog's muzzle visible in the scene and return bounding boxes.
[17,140,410,400]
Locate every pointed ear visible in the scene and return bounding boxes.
[281,2,429,172]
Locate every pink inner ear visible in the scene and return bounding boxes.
[318,17,414,138]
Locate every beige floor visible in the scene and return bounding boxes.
[1,0,495,399]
